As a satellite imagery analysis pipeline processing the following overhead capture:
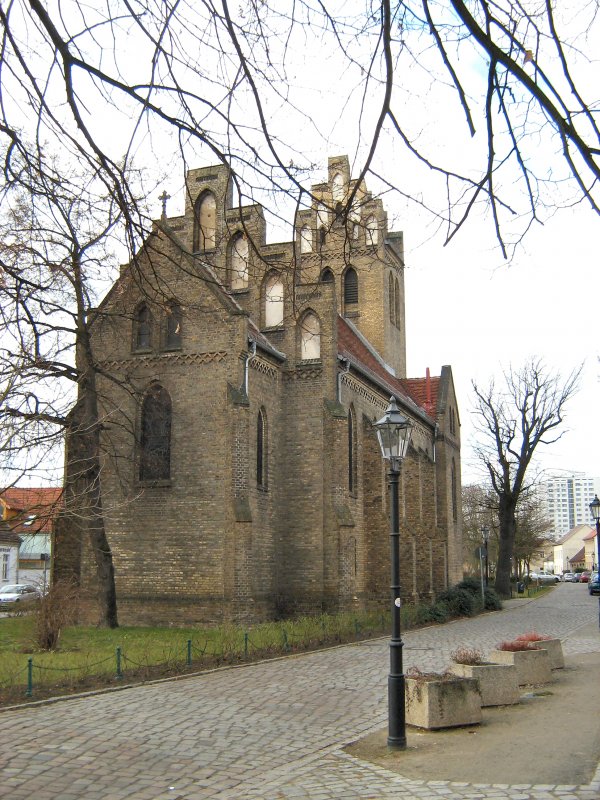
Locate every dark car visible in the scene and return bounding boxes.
[589,573,600,595]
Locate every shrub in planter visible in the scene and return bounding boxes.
[450,647,520,706]
[515,631,564,669]
[490,640,552,685]
[405,668,482,729]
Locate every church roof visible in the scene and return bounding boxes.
[337,316,437,421]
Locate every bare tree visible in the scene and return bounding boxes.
[472,359,580,597]
[0,154,129,626]
[0,1,599,258]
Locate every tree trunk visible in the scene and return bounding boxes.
[68,297,118,628]
[494,496,517,598]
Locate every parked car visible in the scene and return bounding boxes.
[0,584,41,605]
[579,572,591,583]
[528,571,560,584]
[562,572,577,582]
[589,573,600,595]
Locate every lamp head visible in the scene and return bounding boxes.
[374,397,412,468]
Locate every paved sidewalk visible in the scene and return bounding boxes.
[1,584,599,800]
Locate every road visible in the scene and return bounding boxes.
[1,584,599,800]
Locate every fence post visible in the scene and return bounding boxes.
[282,629,289,651]
[26,657,33,697]
[187,639,192,666]
[244,632,249,659]
[116,646,122,679]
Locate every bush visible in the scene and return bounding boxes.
[456,576,483,596]
[483,587,502,611]
[35,580,79,651]
[435,586,477,618]
[423,603,450,624]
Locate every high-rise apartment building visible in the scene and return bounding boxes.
[541,475,600,536]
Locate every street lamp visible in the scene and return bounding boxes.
[374,396,412,750]
[589,494,600,629]
[481,525,490,588]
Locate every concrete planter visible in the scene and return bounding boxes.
[405,675,482,729]
[489,647,552,686]
[527,638,564,670]
[449,662,520,706]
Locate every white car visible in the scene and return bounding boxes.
[0,584,42,604]
[528,572,560,584]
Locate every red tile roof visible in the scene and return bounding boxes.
[337,316,438,419]
[1,487,63,534]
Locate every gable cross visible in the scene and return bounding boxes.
[159,190,171,219]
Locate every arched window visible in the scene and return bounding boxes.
[366,216,378,246]
[257,408,268,488]
[139,384,172,481]
[451,458,457,522]
[388,273,395,325]
[332,172,344,201]
[230,234,249,289]
[320,268,334,283]
[264,274,284,327]
[394,277,401,328]
[193,192,216,251]
[348,406,357,493]
[318,226,327,249]
[165,302,182,349]
[300,311,321,360]
[300,225,312,254]
[134,304,152,351]
[343,267,358,305]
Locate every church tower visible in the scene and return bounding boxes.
[294,155,406,378]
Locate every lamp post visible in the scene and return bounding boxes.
[481,525,490,588]
[589,495,600,629]
[374,396,412,751]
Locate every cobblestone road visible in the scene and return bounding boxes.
[1,585,599,800]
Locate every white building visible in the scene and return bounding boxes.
[540,475,600,537]
[0,521,21,586]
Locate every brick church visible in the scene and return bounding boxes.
[58,155,463,625]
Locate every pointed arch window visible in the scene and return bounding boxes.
[348,406,358,494]
[300,225,312,254]
[394,277,401,328]
[451,458,458,522]
[343,267,358,305]
[388,273,395,325]
[194,192,216,251]
[139,384,172,481]
[264,273,284,327]
[332,172,344,201]
[134,304,152,351]
[165,302,182,349]
[257,408,268,488]
[320,268,334,283]
[230,234,249,289]
[366,216,378,246]
[300,311,321,360]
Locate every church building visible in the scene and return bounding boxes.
[57,155,462,625]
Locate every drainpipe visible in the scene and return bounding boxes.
[244,338,257,396]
